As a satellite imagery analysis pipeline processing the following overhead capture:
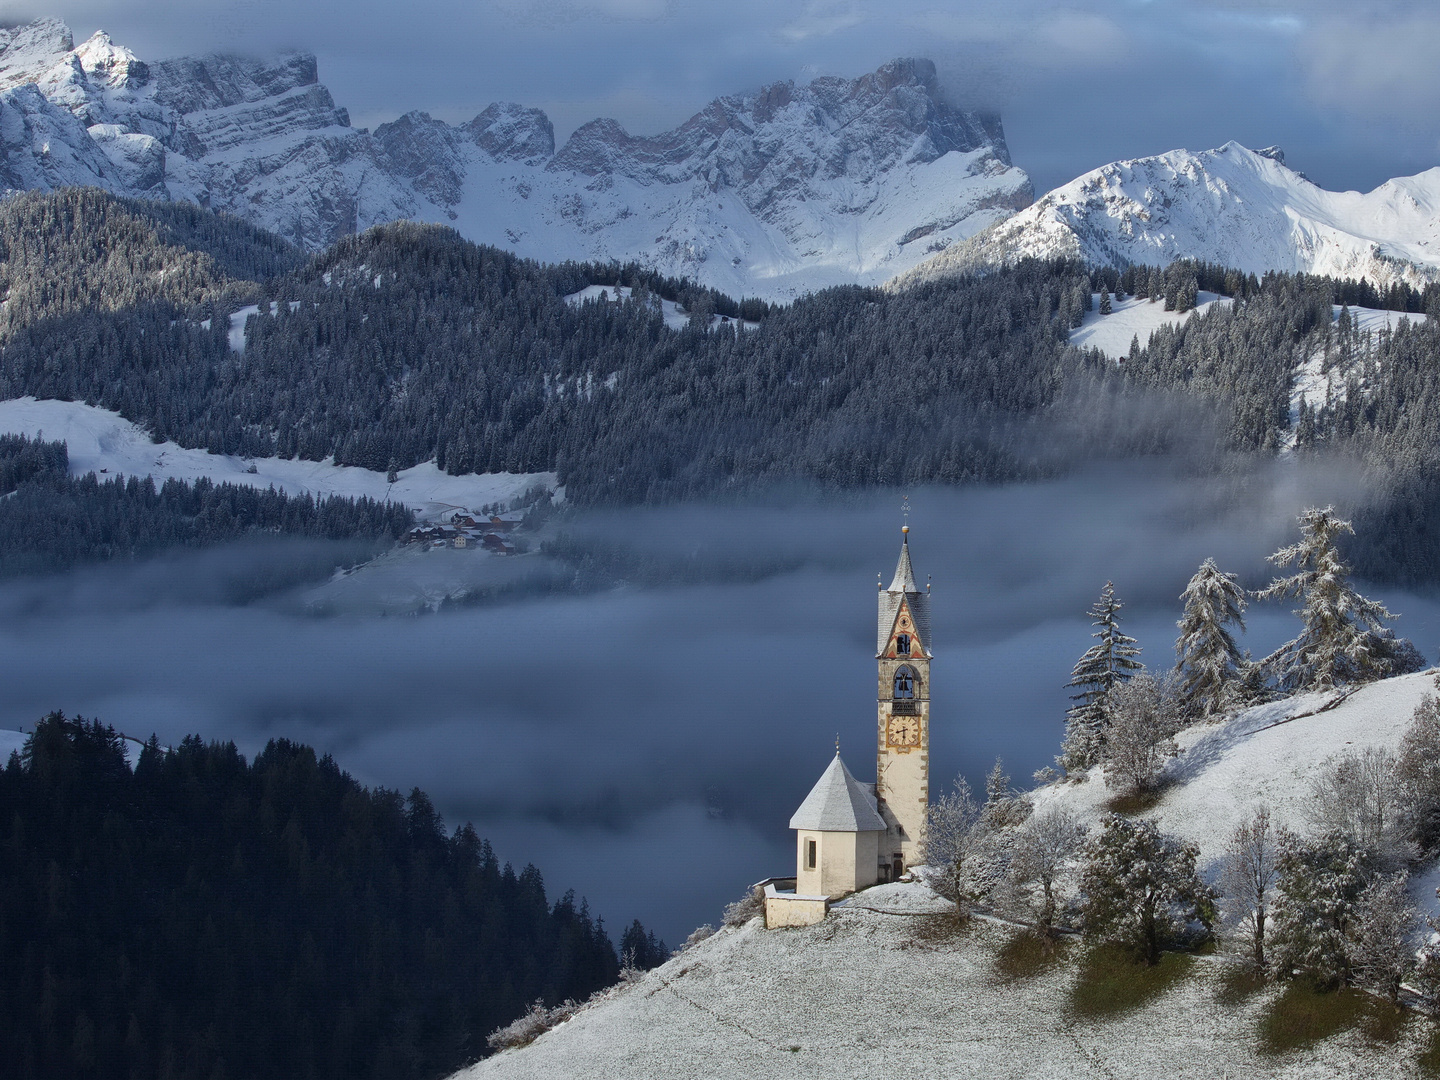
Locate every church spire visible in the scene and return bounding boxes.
[888,525,917,594]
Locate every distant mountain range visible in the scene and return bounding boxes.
[899,142,1440,291]
[0,20,1030,299]
[0,18,1437,298]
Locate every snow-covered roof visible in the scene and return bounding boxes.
[789,754,888,833]
[877,531,930,655]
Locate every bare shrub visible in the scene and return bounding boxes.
[1103,672,1179,799]
[722,885,763,928]
[1307,746,1414,866]
[1218,806,1278,969]
[677,924,714,953]
[1002,806,1086,941]
[923,775,984,918]
[486,998,580,1052]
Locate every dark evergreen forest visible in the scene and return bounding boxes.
[0,434,412,576]
[0,714,639,1080]
[2,189,1440,580]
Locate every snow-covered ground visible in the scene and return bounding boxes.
[1069,291,1230,360]
[562,285,758,332]
[0,397,557,521]
[459,672,1440,1080]
[1033,669,1440,914]
[0,727,26,761]
[460,884,1429,1080]
[1284,305,1429,450]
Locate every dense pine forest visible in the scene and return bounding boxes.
[3,189,1440,579]
[0,434,412,576]
[0,715,641,1080]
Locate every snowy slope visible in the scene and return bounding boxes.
[899,143,1440,291]
[1032,670,1440,904]
[459,884,1429,1079]
[0,397,556,520]
[0,21,1032,299]
[1069,290,1231,360]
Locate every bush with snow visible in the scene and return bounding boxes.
[486,999,581,1053]
[1000,806,1086,942]
[1080,814,1212,966]
[1267,830,1373,989]
[1102,672,1179,799]
[722,885,763,928]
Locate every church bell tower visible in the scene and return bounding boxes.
[876,524,930,871]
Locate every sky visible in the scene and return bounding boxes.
[1,1,1438,196]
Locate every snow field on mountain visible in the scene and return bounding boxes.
[460,890,1425,1080]
[0,397,557,521]
[1068,291,1230,360]
[1031,669,1440,918]
[1284,305,1430,450]
[562,285,758,331]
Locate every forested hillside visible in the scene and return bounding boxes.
[0,714,637,1080]
[6,190,1440,579]
[0,433,412,576]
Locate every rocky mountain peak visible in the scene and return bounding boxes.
[465,102,554,163]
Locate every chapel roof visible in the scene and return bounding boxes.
[789,754,888,833]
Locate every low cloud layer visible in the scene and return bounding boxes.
[6,1,1435,198]
[1,457,1435,942]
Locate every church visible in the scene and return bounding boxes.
[763,524,931,928]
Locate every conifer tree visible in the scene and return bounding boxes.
[1098,288,1112,315]
[1174,557,1247,719]
[1080,815,1212,965]
[1061,581,1143,773]
[1258,507,1402,691]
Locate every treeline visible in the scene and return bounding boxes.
[0,208,1144,500]
[0,434,411,576]
[0,714,639,1080]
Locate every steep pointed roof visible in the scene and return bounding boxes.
[878,528,931,655]
[789,754,888,832]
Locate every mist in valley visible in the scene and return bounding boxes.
[1,456,1437,946]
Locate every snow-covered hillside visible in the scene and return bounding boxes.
[899,143,1440,291]
[1069,290,1231,360]
[0,397,556,520]
[1284,305,1430,450]
[1036,670,1439,886]
[0,21,1031,299]
[457,670,1440,1079]
[460,887,1427,1080]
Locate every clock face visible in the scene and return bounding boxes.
[886,714,921,749]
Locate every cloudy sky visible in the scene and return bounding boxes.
[2,0,1437,196]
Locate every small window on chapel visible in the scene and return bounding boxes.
[806,839,817,870]
[895,633,911,656]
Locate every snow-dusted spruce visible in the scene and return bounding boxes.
[1061,581,1143,774]
[1174,557,1248,719]
[1102,671,1180,799]
[1218,807,1278,969]
[1002,806,1086,945]
[980,757,1030,829]
[1079,814,1212,966]
[1258,507,1420,692]
[924,775,984,917]
[1268,830,1373,989]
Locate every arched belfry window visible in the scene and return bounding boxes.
[893,666,916,700]
[895,633,911,657]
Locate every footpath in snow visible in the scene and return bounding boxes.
[0,397,557,522]
[1069,291,1230,360]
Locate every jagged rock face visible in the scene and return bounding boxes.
[0,20,1032,297]
[898,141,1440,291]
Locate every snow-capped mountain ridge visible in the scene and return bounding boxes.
[0,20,1031,298]
[898,141,1440,291]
